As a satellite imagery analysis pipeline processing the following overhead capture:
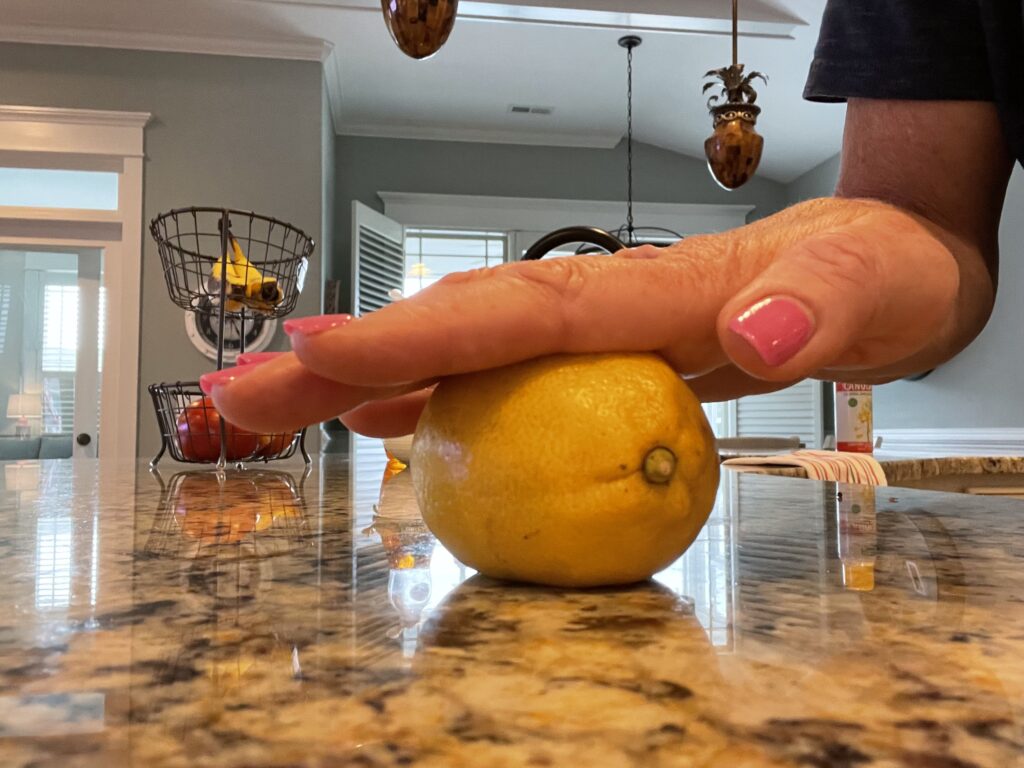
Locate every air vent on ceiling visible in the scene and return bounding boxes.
[509,105,554,116]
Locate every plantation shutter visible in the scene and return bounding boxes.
[351,201,405,316]
[41,284,78,433]
[734,380,824,449]
[0,284,11,355]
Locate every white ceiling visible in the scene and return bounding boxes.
[0,0,846,183]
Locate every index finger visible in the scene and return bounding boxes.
[285,246,732,388]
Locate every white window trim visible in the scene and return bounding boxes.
[0,105,150,460]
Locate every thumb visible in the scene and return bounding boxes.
[717,207,959,382]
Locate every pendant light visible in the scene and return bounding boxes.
[573,36,683,254]
[702,0,767,189]
[381,0,459,60]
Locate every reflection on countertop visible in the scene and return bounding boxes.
[0,435,1022,767]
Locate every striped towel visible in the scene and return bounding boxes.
[722,449,888,486]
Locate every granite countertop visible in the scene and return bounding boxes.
[1,440,1023,767]
[723,453,1024,484]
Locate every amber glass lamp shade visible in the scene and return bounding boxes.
[704,104,764,190]
[381,0,458,59]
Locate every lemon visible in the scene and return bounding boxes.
[410,353,720,587]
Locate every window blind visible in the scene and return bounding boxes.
[734,380,823,449]
[39,283,106,434]
[0,284,11,355]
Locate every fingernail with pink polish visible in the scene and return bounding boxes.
[236,351,284,366]
[283,314,354,338]
[199,364,261,395]
[728,297,814,367]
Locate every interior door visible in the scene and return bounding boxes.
[0,247,104,458]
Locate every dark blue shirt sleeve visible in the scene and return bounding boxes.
[804,1,995,103]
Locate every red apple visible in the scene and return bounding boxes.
[176,396,260,462]
[257,432,294,459]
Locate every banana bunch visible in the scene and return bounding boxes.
[208,236,284,314]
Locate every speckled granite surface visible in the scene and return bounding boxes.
[1,440,1023,767]
[724,454,1024,485]
[881,456,1024,484]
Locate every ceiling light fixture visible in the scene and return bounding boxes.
[521,35,690,261]
[381,0,459,60]
[571,35,683,253]
[702,0,767,189]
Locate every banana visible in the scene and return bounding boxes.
[207,235,284,314]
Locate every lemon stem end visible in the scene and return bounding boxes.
[643,447,677,485]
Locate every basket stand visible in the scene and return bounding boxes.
[149,208,315,469]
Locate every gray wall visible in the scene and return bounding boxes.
[0,43,325,457]
[787,154,841,204]
[785,153,1024,429]
[334,135,790,312]
[875,166,1024,428]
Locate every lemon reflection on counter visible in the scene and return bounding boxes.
[363,442,738,659]
[364,451,470,658]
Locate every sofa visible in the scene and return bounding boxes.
[0,434,74,461]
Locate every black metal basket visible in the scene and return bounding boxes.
[150,207,314,320]
[149,381,310,467]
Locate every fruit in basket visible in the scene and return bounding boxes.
[177,396,262,462]
[208,235,283,315]
[257,432,294,459]
[411,353,720,588]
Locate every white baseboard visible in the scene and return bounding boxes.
[875,428,1024,457]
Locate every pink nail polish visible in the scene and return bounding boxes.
[236,351,284,366]
[728,297,814,367]
[283,314,354,337]
[199,364,261,395]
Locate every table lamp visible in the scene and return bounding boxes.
[7,393,42,439]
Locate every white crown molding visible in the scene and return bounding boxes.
[876,428,1024,458]
[0,105,151,129]
[0,23,332,63]
[339,122,621,149]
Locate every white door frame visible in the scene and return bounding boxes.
[0,106,150,460]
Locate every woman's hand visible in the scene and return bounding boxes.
[203,99,1011,437]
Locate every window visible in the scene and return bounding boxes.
[39,283,105,434]
[404,229,507,297]
[42,284,79,372]
[0,167,118,210]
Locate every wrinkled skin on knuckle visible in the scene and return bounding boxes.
[794,228,882,299]
[511,257,591,302]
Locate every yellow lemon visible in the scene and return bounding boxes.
[410,352,720,588]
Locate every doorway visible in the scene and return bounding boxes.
[0,248,104,458]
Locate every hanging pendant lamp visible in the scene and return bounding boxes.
[702,0,767,190]
[381,0,459,60]
[572,36,683,254]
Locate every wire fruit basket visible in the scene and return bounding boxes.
[149,207,315,468]
[149,381,309,466]
[151,207,313,320]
